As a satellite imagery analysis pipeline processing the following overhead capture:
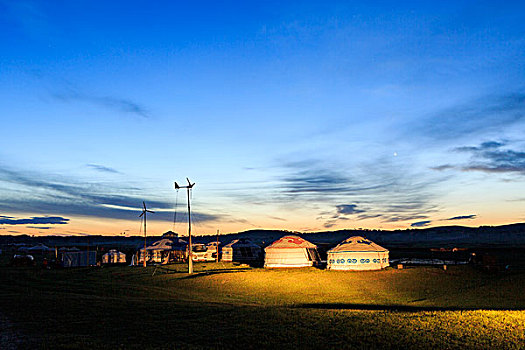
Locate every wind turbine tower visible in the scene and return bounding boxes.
[139,201,154,267]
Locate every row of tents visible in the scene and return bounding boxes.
[13,243,121,267]
[11,235,389,270]
[132,235,389,271]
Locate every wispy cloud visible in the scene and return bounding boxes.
[272,158,444,228]
[323,221,337,229]
[323,203,368,228]
[357,213,383,220]
[0,216,69,225]
[415,91,525,140]
[1,0,51,39]
[52,91,151,119]
[336,204,365,215]
[0,165,218,223]
[433,140,525,175]
[446,214,476,220]
[279,160,388,197]
[387,215,429,223]
[430,164,455,171]
[86,164,121,174]
[267,215,287,222]
[411,220,431,227]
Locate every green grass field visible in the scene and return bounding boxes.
[1,262,524,349]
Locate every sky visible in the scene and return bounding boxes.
[1,0,524,236]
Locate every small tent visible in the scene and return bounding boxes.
[264,235,320,268]
[102,249,126,264]
[221,239,262,263]
[61,251,97,267]
[327,236,389,271]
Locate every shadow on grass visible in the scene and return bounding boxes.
[180,268,252,279]
[294,303,525,312]
[152,266,252,278]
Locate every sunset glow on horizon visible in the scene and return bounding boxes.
[1,1,524,236]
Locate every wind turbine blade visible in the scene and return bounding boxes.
[146,209,154,213]
[139,212,144,217]
[143,201,146,209]
[174,182,180,189]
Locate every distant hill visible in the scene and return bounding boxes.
[1,223,524,249]
[198,223,525,248]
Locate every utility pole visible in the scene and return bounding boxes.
[216,229,220,263]
[139,202,154,267]
[175,178,195,274]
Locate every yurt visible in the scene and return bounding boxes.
[221,239,262,263]
[264,235,320,268]
[327,236,389,271]
[102,249,126,264]
[136,238,187,265]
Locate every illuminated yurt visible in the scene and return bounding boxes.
[135,238,187,265]
[102,249,126,264]
[327,236,389,271]
[221,238,262,263]
[264,235,320,268]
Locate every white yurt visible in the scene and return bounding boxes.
[221,238,262,263]
[102,249,127,264]
[264,235,320,268]
[327,236,389,271]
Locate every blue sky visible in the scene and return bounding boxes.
[1,0,524,236]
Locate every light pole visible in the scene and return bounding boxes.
[175,178,195,274]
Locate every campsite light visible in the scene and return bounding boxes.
[174,178,195,274]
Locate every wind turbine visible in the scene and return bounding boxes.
[139,201,154,267]
[174,178,195,274]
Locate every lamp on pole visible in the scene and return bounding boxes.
[175,178,195,274]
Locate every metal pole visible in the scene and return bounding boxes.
[174,179,195,275]
[187,186,193,274]
[216,229,219,263]
[143,211,147,267]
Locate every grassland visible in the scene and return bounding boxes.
[0,262,524,349]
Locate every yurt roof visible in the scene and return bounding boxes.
[162,230,178,238]
[328,236,388,253]
[145,238,176,250]
[27,244,51,251]
[266,235,317,249]
[224,238,259,248]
